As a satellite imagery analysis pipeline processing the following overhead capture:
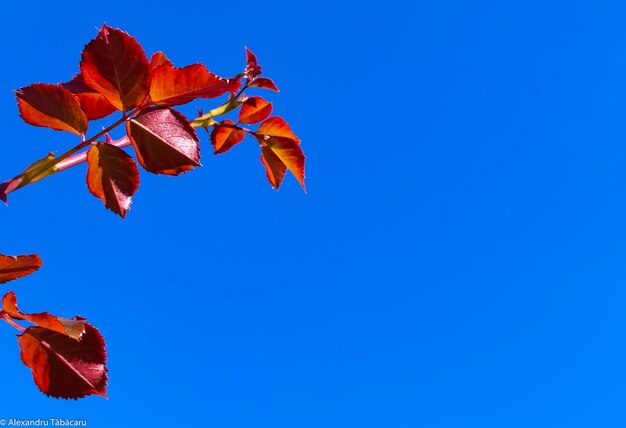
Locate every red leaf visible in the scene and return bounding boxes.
[257,117,305,190]
[149,51,172,71]
[0,254,42,284]
[245,47,262,79]
[249,77,279,92]
[211,120,245,154]
[18,324,107,399]
[16,84,88,135]
[2,292,85,340]
[80,25,149,112]
[238,97,272,124]
[127,107,200,175]
[61,74,116,120]
[149,63,240,107]
[86,143,140,218]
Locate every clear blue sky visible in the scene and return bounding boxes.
[1,1,626,427]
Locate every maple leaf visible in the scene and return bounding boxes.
[0,254,42,284]
[238,96,273,125]
[18,324,107,399]
[256,117,305,190]
[86,143,140,218]
[127,107,200,175]
[81,25,149,112]
[149,62,240,107]
[61,74,117,120]
[16,84,88,135]
[211,120,245,154]
[2,291,85,340]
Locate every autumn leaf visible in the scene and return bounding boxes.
[238,97,272,125]
[86,143,140,218]
[81,25,149,112]
[149,51,172,71]
[2,292,85,340]
[61,74,117,120]
[149,62,240,107]
[249,77,279,92]
[245,47,262,80]
[16,84,88,135]
[127,107,200,175]
[257,117,305,190]
[211,120,245,154]
[0,254,42,284]
[18,324,107,399]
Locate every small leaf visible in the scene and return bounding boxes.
[149,63,240,107]
[249,77,279,92]
[149,51,172,71]
[245,47,262,79]
[61,74,116,120]
[211,120,245,154]
[18,324,107,399]
[16,84,88,135]
[127,107,200,175]
[2,292,85,340]
[257,117,305,190]
[238,96,272,124]
[0,254,42,284]
[260,148,286,189]
[86,143,140,218]
[81,25,149,112]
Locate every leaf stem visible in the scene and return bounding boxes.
[1,313,25,332]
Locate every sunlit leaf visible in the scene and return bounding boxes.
[80,25,149,112]
[256,116,301,143]
[257,117,305,190]
[86,143,140,218]
[2,292,85,340]
[16,84,88,135]
[149,63,240,107]
[211,120,245,154]
[249,77,279,92]
[149,51,172,71]
[245,47,262,79]
[18,324,107,399]
[61,74,116,120]
[238,96,272,124]
[127,107,200,175]
[0,255,42,284]
[260,147,286,189]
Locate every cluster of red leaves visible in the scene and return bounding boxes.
[0,255,107,399]
[10,25,305,218]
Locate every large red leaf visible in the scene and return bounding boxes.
[238,96,272,124]
[211,120,245,154]
[127,107,200,175]
[149,62,240,107]
[86,143,140,218]
[2,292,85,340]
[257,117,305,190]
[18,324,107,399]
[80,25,149,112]
[0,254,42,284]
[249,77,279,92]
[16,84,88,135]
[61,74,116,120]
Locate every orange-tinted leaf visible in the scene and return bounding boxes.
[16,84,88,135]
[257,136,306,190]
[18,324,107,399]
[2,292,85,340]
[149,51,172,71]
[0,254,42,284]
[81,25,149,112]
[127,107,200,175]
[260,147,286,189]
[245,47,262,79]
[256,116,301,143]
[238,97,272,124]
[249,77,279,92]
[149,63,240,107]
[86,143,140,218]
[211,120,245,154]
[61,74,116,120]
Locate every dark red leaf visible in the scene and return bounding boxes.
[249,77,279,92]
[211,120,245,154]
[149,63,240,107]
[16,84,88,135]
[86,143,140,218]
[80,25,149,112]
[0,254,42,284]
[257,117,305,190]
[18,324,107,399]
[238,96,272,124]
[245,47,262,79]
[127,107,200,175]
[2,291,85,340]
[61,75,116,120]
